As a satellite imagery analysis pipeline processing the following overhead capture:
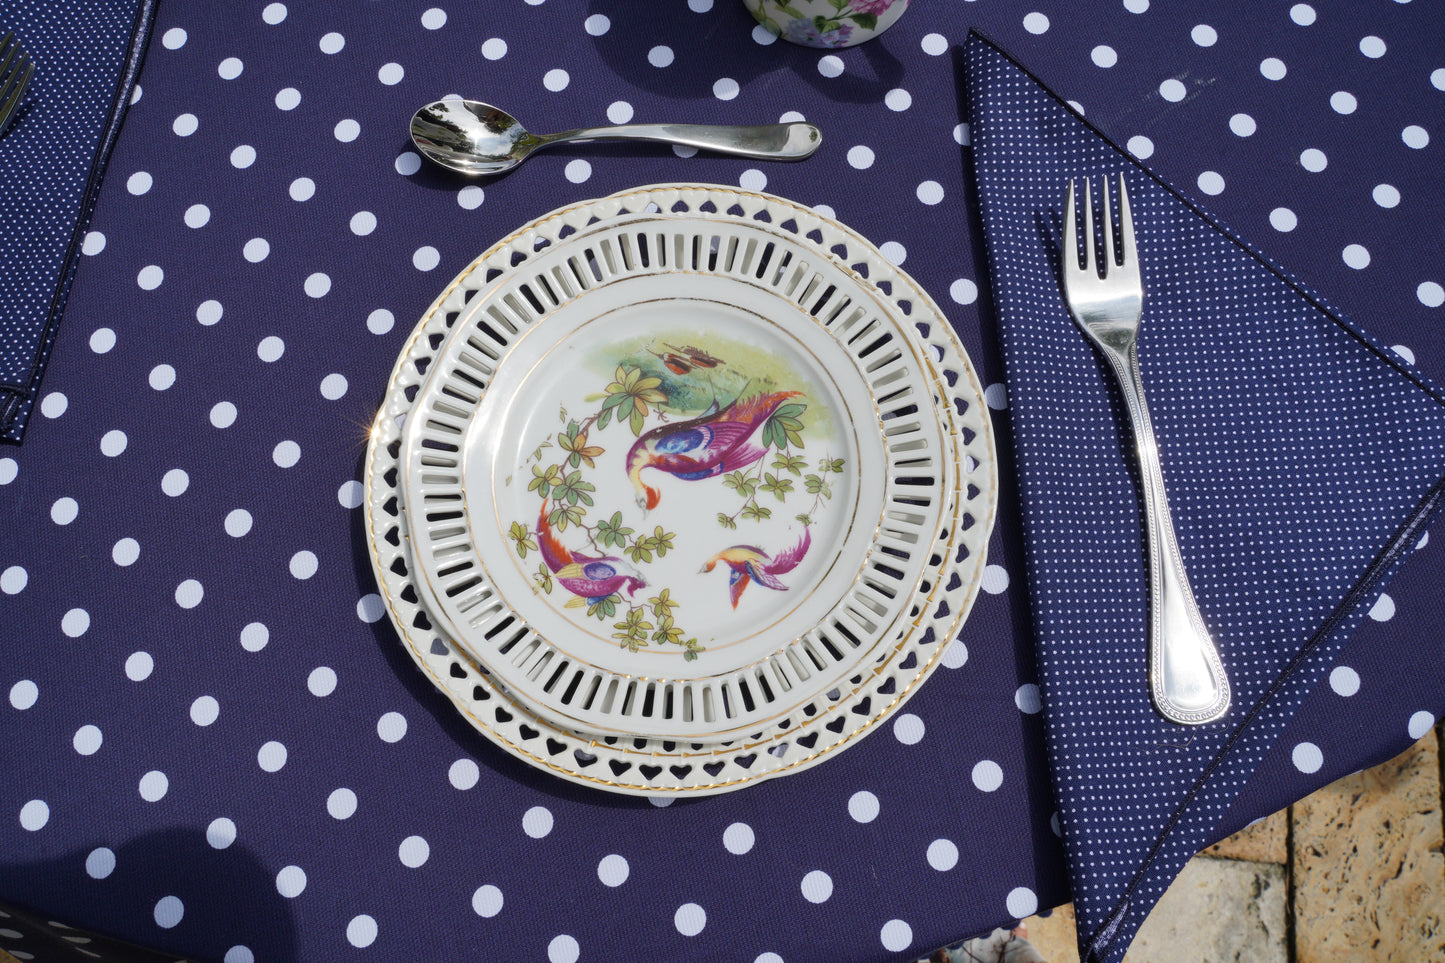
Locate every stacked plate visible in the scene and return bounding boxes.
[364,184,997,795]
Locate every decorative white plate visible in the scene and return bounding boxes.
[365,185,995,792]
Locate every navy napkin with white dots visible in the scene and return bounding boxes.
[964,30,1445,963]
[0,0,152,443]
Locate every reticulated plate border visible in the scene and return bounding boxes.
[363,184,997,795]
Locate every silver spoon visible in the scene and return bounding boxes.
[409,99,823,176]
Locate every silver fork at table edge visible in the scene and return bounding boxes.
[0,31,34,137]
[1061,174,1231,726]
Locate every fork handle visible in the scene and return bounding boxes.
[1101,342,1232,725]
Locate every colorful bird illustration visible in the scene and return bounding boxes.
[666,343,725,368]
[536,502,645,607]
[700,528,812,609]
[625,390,801,510]
[648,348,693,375]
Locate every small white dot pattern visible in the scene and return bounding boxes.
[967,32,1445,963]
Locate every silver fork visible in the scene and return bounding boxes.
[0,31,33,138]
[1062,174,1231,726]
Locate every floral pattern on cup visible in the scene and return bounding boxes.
[743,0,910,49]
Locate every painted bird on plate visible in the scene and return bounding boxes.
[536,502,645,608]
[625,390,801,510]
[700,528,812,609]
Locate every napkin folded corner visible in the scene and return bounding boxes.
[962,28,1445,963]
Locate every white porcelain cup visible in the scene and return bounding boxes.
[742,0,911,48]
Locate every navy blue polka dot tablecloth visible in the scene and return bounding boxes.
[1,2,1442,962]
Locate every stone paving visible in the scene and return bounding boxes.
[1025,726,1445,963]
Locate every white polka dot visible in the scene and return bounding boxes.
[688,0,713,10]
[1,566,27,594]
[304,272,332,298]
[378,61,405,85]
[89,327,116,355]
[395,151,422,175]
[289,551,318,580]
[1343,244,1371,269]
[175,578,204,608]
[79,230,106,258]
[472,884,504,917]
[949,278,979,306]
[1023,12,1049,34]
[1290,3,1316,25]
[1418,282,1445,307]
[800,870,833,903]
[224,508,253,537]
[262,3,287,24]
[377,711,408,743]
[399,835,430,868]
[328,788,357,819]
[481,38,507,60]
[972,760,1004,792]
[1270,207,1298,232]
[543,68,569,91]
[197,299,225,328]
[275,87,301,110]
[1360,35,1386,58]
[161,27,186,49]
[1159,79,1186,102]
[1330,91,1357,114]
[137,265,164,290]
[1197,171,1225,195]
[1091,45,1118,68]
[218,57,243,80]
[980,564,1010,594]
[885,88,912,111]
[893,713,925,745]
[184,204,210,228]
[272,865,307,899]
[523,805,553,838]
[1126,135,1154,159]
[18,799,48,831]
[258,740,287,772]
[161,468,190,497]
[288,176,315,202]
[1329,665,1361,696]
[942,638,969,669]
[916,180,945,205]
[818,55,844,78]
[879,240,906,264]
[346,916,377,948]
[713,77,739,100]
[1369,592,1395,621]
[1229,113,1257,136]
[343,211,377,237]
[240,622,269,651]
[190,695,219,726]
[257,335,284,363]
[0,460,15,486]
[127,170,153,195]
[37,392,65,420]
[319,32,344,54]
[921,33,947,56]
[51,497,78,525]
[9,680,37,710]
[880,919,912,952]
[337,480,364,510]
[273,439,302,465]
[927,838,959,871]
[1015,683,1042,714]
[1434,68,1445,91]
[585,14,611,35]
[723,821,755,854]
[1292,741,1323,773]
[1372,183,1402,208]
[206,817,236,849]
[225,947,255,963]
[139,770,169,802]
[243,237,270,263]
[1394,345,1417,366]
[357,593,386,623]
[457,186,484,210]
[674,903,706,937]
[1191,24,1217,46]
[421,7,446,29]
[1260,57,1287,80]
[737,169,767,193]
[230,144,256,168]
[154,896,184,929]
[411,244,445,273]
[86,847,115,879]
[548,935,580,963]
[58,609,90,640]
[126,651,154,681]
[334,119,360,142]
[1006,886,1038,919]
[308,667,337,697]
[1403,125,1429,149]
[755,955,785,963]
[1408,710,1435,739]
[848,790,879,823]
[1300,148,1328,172]
[597,854,629,887]
[74,724,103,755]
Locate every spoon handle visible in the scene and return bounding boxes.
[538,122,822,161]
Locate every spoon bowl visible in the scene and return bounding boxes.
[410,99,822,176]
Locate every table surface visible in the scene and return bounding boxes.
[1,2,1442,962]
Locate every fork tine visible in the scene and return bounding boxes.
[1116,173,1135,267]
[0,33,17,79]
[1082,178,1095,276]
[1101,177,1115,272]
[1063,179,1078,272]
[0,58,30,129]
